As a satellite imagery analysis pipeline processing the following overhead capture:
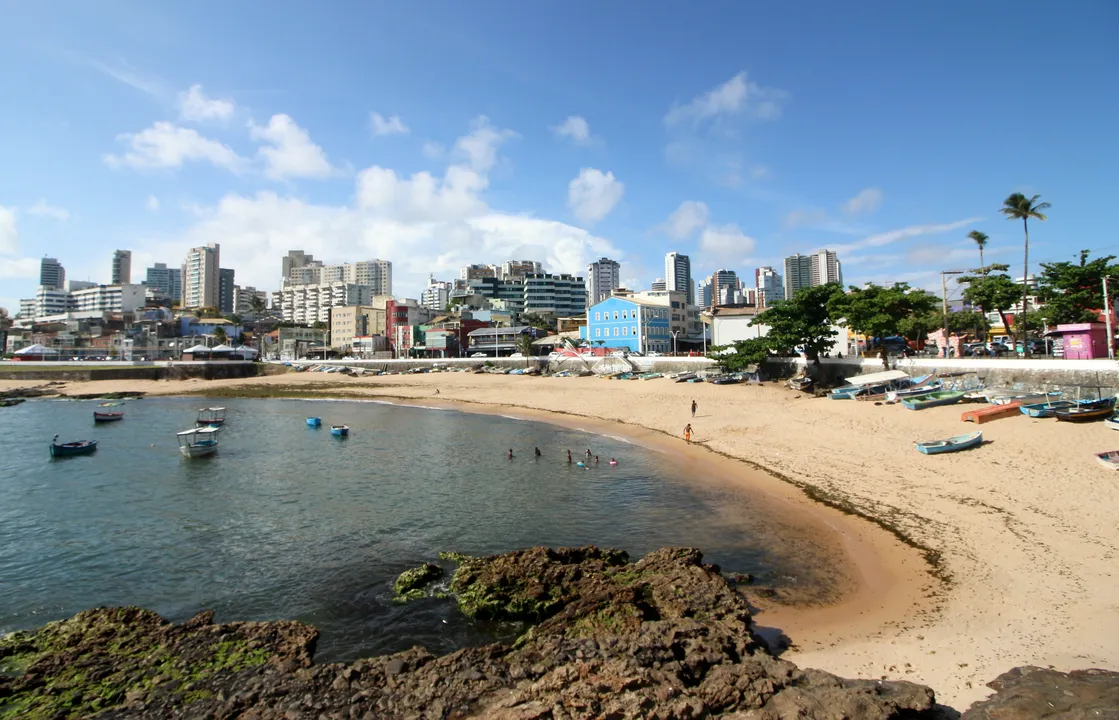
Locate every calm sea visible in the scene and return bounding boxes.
[0,397,817,661]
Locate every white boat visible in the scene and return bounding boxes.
[196,407,226,427]
[177,427,221,457]
[1095,450,1119,471]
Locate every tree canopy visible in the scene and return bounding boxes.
[750,283,843,364]
[829,283,938,344]
[1036,250,1118,326]
[957,264,1021,336]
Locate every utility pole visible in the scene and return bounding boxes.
[1104,277,1114,360]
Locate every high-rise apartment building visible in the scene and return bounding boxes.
[421,278,453,311]
[783,254,814,300]
[218,268,236,314]
[344,259,392,296]
[281,251,321,287]
[111,250,132,285]
[712,269,738,306]
[811,249,843,287]
[281,254,392,296]
[501,260,543,280]
[274,283,375,325]
[182,244,220,309]
[651,278,667,292]
[233,286,269,316]
[586,257,621,305]
[523,273,587,317]
[460,264,500,282]
[665,252,693,305]
[755,267,783,308]
[40,257,65,290]
[697,278,713,309]
[145,263,182,301]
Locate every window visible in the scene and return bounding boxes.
[613,311,619,320]
[595,311,601,321]
[632,326,638,336]
[595,328,601,337]
[622,327,628,336]
[621,309,627,319]
[613,327,619,336]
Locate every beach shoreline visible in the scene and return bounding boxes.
[5,370,1118,707]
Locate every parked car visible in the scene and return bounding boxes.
[963,342,989,357]
[646,351,663,357]
[509,352,524,358]
[471,352,486,357]
[987,341,1012,357]
[1016,339,1053,355]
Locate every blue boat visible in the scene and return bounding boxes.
[901,390,967,410]
[1055,397,1117,423]
[49,435,98,457]
[306,417,322,427]
[915,431,983,455]
[331,425,349,437]
[1020,400,1076,418]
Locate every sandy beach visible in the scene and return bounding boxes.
[5,370,1118,709]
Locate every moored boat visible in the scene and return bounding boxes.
[50,435,98,457]
[674,373,697,383]
[1095,450,1119,470]
[915,431,983,455]
[331,425,350,437]
[177,427,220,457]
[306,417,322,427]
[989,391,1062,406]
[196,407,226,427]
[901,390,966,410]
[1105,416,1119,431]
[93,411,125,422]
[1055,397,1117,423]
[711,374,743,385]
[1020,400,1076,418]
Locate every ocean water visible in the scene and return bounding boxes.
[0,397,815,662]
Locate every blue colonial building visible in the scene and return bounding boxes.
[580,296,672,354]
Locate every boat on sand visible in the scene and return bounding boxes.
[915,431,983,455]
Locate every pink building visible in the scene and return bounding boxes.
[1047,323,1108,359]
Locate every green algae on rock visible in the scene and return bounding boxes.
[391,562,444,603]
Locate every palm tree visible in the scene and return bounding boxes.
[249,295,266,316]
[213,326,228,346]
[1000,193,1051,350]
[968,230,989,273]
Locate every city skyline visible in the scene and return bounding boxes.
[1,3,1112,314]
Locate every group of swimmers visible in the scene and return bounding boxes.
[506,447,618,466]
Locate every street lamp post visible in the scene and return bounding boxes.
[671,330,680,357]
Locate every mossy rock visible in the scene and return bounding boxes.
[392,563,444,599]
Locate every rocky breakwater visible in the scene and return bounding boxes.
[2,546,1115,719]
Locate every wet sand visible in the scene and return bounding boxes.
[5,370,1118,708]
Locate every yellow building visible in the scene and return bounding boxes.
[329,305,387,350]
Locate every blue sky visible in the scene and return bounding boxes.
[2,1,1117,311]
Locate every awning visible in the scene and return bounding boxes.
[14,344,59,355]
[209,344,235,352]
[840,369,910,387]
[183,344,211,353]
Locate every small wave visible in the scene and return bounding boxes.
[499,415,524,421]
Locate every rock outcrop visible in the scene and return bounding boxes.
[3,545,946,719]
[961,666,1119,719]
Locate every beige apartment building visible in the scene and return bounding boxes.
[329,305,387,350]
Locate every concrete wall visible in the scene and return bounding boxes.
[0,360,263,382]
[295,355,718,375]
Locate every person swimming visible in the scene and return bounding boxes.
[585,448,592,457]
[594,455,599,464]
[609,458,618,466]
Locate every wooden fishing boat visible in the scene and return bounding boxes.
[177,427,220,458]
[49,435,98,457]
[901,390,966,411]
[711,374,743,385]
[331,425,350,437]
[640,372,663,380]
[1105,416,1119,431]
[674,373,697,383]
[93,411,124,422]
[1020,400,1076,418]
[196,407,226,427]
[1055,398,1117,423]
[306,417,322,427]
[915,431,983,455]
[830,370,911,400]
[1095,450,1119,470]
[988,391,1062,406]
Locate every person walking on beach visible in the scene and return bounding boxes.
[691,399,697,418]
[684,424,693,443]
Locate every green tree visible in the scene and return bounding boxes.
[957,265,1020,338]
[968,230,990,273]
[515,332,535,357]
[521,313,554,331]
[312,320,327,330]
[249,295,266,316]
[750,283,843,367]
[829,283,939,366]
[1000,193,1051,348]
[710,338,769,372]
[1036,250,1119,325]
[212,326,228,345]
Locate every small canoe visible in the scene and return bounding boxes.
[902,390,966,411]
[1020,400,1076,418]
[989,391,1062,407]
[674,373,697,383]
[1105,417,1119,432]
[93,411,124,422]
[915,431,983,455]
[1055,399,1116,422]
[50,436,98,457]
[331,425,349,437]
[1095,450,1119,470]
[306,417,322,427]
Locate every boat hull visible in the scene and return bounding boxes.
[93,413,124,422]
[1020,401,1075,418]
[915,431,983,455]
[50,440,98,457]
[331,426,349,437]
[1095,451,1119,470]
[1055,398,1116,422]
[306,417,322,427]
[179,441,218,458]
[902,391,966,410]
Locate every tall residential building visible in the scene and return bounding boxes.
[665,252,693,305]
[783,254,814,300]
[501,260,543,280]
[182,244,220,309]
[755,266,784,308]
[460,263,500,281]
[811,249,843,287]
[523,273,587,317]
[712,269,738,306]
[421,278,453,311]
[329,305,387,349]
[233,286,269,316]
[651,278,667,292]
[218,268,236,314]
[40,257,65,290]
[343,259,392,296]
[697,277,713,309]
[281,250,321,287]
[586,257,621,305]
[145,263,182,301]
[274,283,375,325]
[111,250,132,284]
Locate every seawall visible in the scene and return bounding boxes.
[0,361,268,382]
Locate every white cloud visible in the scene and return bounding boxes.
[699,223,756,263]
[0,257,39,279]
[146,196,160,211]
[178,84,235,122]
[784,208,828,229]
[453,116,517,173]
[27,199,70,221]
[833,218,984,255]
[250,114,337,180]
[665,71,789,126]
[422,141,445,159]
[0,205,18,254]
[660,201,709,239]
[104,121,245,171]
[552,115,592,145]
[138,118,622,298]
[567,168,624,225]
[842,188,884,216]
[370,112,409,136]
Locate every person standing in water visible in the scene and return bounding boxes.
[691,399,697,418]
[534,447,542,459]
[684,424,693,443]
[585,448,592,458]
[508,449,514,459]
[567,450,573,464]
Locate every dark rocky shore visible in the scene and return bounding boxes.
[2,546,1115,719]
